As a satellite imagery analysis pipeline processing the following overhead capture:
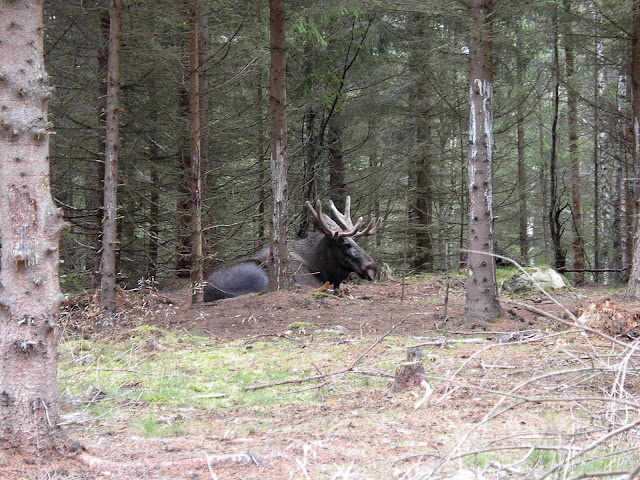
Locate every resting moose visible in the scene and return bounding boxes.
[203,197,382,301]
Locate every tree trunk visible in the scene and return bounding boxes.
[564,0,584,285]
[411,13,434,272]
[189,0,203,303]
[198,2,210,270]
[99,0,122,323]
[268,0,291,291]
[175,83,191,278]
[0,0,67,453]
[626,0,640,298]
[413,83,434,271]
[257,70,268,247]
[298,107,319,238]
[593,12,603,283]
[92,8,110,289]
[328,112,347,210]
[549,11,566,271]
[516,29,529,265]
[465,0,502,322]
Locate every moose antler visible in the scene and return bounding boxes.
[305,196,382,239]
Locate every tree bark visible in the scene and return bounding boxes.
[175,83,191,278]
[268,0,291,291]
[189,0,203,303]
[626,0,640,298]
[413,80,434,272]
[0,0,67,452]
[516,28,529,265]
[298,107,319,239]
[563,0,584,285]
[465,0,502,322]
[92,8,110,289]
[593,13,603,283]
[549,11,566,271]
[198,2,210,271]
[410,13,433,272]
[328,112,347,210]
[99,0,122,323]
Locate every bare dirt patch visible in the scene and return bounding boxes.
[3,276,639,480]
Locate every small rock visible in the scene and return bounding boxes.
[315,325,349,335]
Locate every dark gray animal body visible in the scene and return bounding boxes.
[203,197,381,302]
[203,260,268,301]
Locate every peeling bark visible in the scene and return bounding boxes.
[465,0,502,322]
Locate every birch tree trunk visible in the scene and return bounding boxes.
[98,0,122,322]
[268,0,291,291]
[0,0,67,452]
[465,0,502,322]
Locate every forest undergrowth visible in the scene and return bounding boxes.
[4,273,639,480]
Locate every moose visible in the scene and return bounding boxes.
[203,197,382,301]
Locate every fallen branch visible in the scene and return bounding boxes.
[78,450,259,472]
[243,312,419,391]
[557,267,627,273]
[410,337,488,348]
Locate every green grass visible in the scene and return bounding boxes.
[59,327,394,420]
[135,414,187,438]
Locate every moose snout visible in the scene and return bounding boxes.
[363,262,377,281]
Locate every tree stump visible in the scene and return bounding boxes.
[389,362,427,394]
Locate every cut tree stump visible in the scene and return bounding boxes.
[389,362,427,394]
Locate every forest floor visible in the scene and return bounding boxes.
[2,272,640,480]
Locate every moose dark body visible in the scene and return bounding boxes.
[203,197,381,302]
[202,260,268,301]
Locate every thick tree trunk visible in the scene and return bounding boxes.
[0,0,67,452]
[410,12,434,272]
[626,0,640,298]
[627,1,640,295]
[564,0,584,285]
[413,84,434,272]
[465,0,502,322]
[268,0,291,291]
[99,0,122,323]
[189,0,203,303]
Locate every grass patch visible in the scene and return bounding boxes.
[135,414,187,438]
[59,328,395,421]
